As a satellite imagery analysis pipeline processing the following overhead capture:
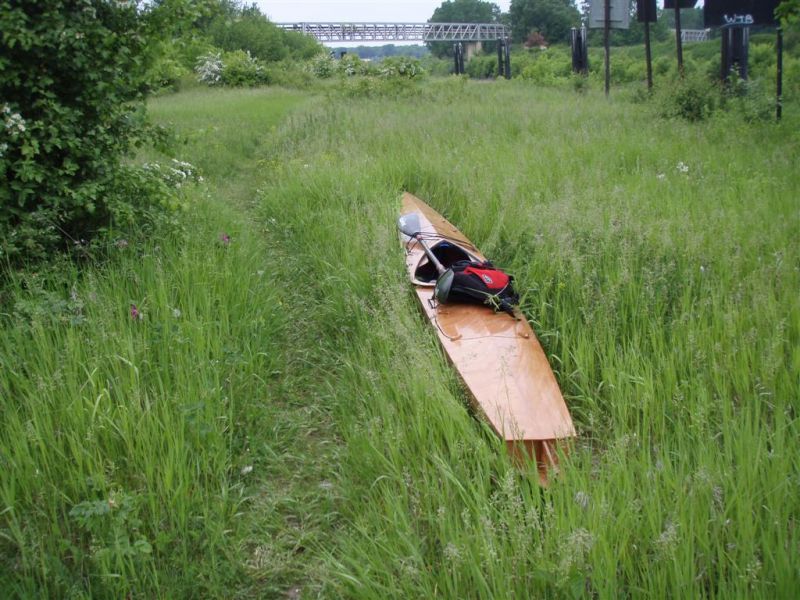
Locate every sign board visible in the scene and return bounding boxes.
[664,1,698,8]
[703,0,779,27]
[588,0,631,30]
[636,0,657,23]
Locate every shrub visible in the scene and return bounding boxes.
[337,54,370,77]
[147,44,189,92]
[377,56,425,79]
[0,0,173,265]
[311,53,336,78]
[195,52,224,85]
[465,54,498,79]
[656,74,719,122]
[221,50,269,86]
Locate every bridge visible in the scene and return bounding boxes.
[276,22,509,43]
[277,22,512,77]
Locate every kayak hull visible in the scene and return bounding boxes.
[400,192,575,482]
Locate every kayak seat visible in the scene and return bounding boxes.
[414,241,473,283]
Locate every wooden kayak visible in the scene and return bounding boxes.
[399,192,575,482]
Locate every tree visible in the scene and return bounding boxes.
[509,0,581,45]
[777,0,800,25]
[428,0,501,57]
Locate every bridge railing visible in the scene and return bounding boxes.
[277,22,510,43]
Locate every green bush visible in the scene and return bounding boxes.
[466,54,499,79]
[656,74,719,121]
[221,50,270,86]
[311,53,336,78]
[0,0,175,265]
[377,56,425,79]
[337,54,372,77]
[207,8,320,63]
[519,49,571,85]
[147,43,189,92]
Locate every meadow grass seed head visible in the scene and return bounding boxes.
[574,491,590,510]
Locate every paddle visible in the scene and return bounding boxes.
[398,213,445,275]
[398,212,455,303]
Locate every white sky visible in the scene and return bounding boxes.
[257,1,512,24]
[257,1,702,24]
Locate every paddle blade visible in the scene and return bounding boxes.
[435,268,455,303]
[398,213,422,238]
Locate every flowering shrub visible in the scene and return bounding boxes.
[196,52,224,85]
[195,50,270,87]
[337,54,370,77]
[221,50,269,86]
[311,53,336,78]
[377,56,425,79]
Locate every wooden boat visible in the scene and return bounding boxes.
[399,192,575,482]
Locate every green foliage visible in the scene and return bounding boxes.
[428,0,501,58]
[0,0,184,265]
[466,53,500,78]
[655,73,719,121]
[146,43,190,92]
[777,0,800,25]
[206,3,320,62]
[377,56,426,79]
[310,52,336,79]
[194,49,270,87]
[220,49,270,86]
[518,47,572,84]
[510,0,581,45]
[337,53,370,77]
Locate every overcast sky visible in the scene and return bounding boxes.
[257,1,699,24]
[257,1,512,24]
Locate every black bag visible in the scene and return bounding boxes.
[435,259,519,316]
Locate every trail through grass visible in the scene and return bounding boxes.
[0,88,339,597]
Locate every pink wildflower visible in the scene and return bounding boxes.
[220,233,231,245]
[130,303,141,320]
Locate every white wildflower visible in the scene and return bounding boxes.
[574,491,590,510]
[676,161,689,173]
[240,465,253,476]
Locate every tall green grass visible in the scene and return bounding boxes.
[1,82,797,597]
[256,82,799,597]
[0,89,338,597]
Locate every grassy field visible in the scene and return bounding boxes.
[1,81,798,597]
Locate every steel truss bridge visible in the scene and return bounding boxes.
[276,22,509,43]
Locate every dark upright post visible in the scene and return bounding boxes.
[504,38,511,79]
[497,40,504,77]
[582,27,588,75]
[604,0,610,96]
[777,26,783,121]
[675,5,684,75]
[644,20,653,90]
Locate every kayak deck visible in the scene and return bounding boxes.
[400,192,575,482]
